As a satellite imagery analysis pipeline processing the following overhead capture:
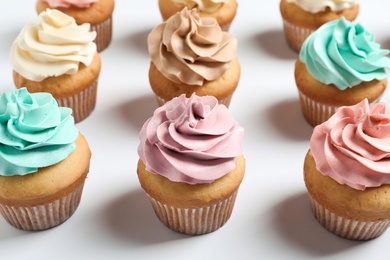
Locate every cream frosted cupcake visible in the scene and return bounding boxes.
[295,17,390,127]
[0,87,91,231]
[280,0,359,52]
[148,7,240,107]
[36,0,115,52]
[137,93,245,235]
[11,9,101,123]
[304,99,390,240]
[158,0,238,31]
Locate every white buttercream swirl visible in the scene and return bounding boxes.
[286,0,358,13]
[10,9,96,82]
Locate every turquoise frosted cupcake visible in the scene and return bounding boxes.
[295,17,390,126]
[0,87,91,231]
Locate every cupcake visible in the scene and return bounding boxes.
[11,9,101,123]
[158,0,238,31]
[304,99,390,240]
[148,7,240,107]
[294,17,390,127]
[36,0,115,52]
[0,87,91,231]
[137,93,245,235]
[280,0,359,52]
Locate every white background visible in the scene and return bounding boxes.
[1,1,390,259]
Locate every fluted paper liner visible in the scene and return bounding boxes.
[0,183,85,231]
[147,190,239,235]
[309,195,390,240]
[298,90,338,127]
[298,90,383,127]
[56,79,98,123]
[282,19,314,53]
[91,15,112,53]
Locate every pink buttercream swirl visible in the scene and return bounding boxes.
[37,0,98,8]
[138,93,244,184]
[310,99,390,190]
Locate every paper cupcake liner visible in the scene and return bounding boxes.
[221,23,231,32]
[298,90,383,127]
[147,190,238,235]
[282,19,314,52]
[298,90,338,127]
[57,79,98,123]
[155,94,233,108]
[309,195,390,240]
[0,183,85,231]
[91,15,112,53]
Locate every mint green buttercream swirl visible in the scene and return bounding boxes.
[0,87,78,176]
[300,17,390,90]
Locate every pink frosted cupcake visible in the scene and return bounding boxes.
[0,87,91,231]
[11,9,101,123]
[304,99,390,240]
[36,0,115,52]
[137,93,245,235]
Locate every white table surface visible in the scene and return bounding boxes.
[1,1,390,259]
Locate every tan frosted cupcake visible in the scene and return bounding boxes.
[280,0,359,52]
[11,9,101,123]
[148,7,240,107]
[295,17,390,127]
[137,94,245,235]
[158,0,237,31]
[304,99,390,240]
[0,88,91,231]
[36,0,115,52]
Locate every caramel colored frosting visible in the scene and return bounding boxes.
[173,0,229,13]
[148,7,237,86]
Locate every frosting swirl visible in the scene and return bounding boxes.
[286,0,358,13]
[300,17,390,90]
[148,7,237,86]
[0,88,78,176]
[10,8,97,82]
[310,99,390,190]
[37,0,98,8]
[138,93,244,184]
[173,0,228,13]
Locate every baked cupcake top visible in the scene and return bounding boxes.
[10,8,97,82]
[172,0,229,13]
[299,17,390,90]
[286,0,358,13]
[310,99,390,190]
[137,93,244,184]
[36,0,98,8]
[0,87,78,176]
[148,7,237,86]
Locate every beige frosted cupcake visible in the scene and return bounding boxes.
[0,87,91,231]
[137,94,245,235]
[148,7,240,107]
[36,0,115,52]
[304,99,390,240]
[295,17,390,127]
[11,9,101,123]
[158,0,237,31]
[280,0,359,52]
